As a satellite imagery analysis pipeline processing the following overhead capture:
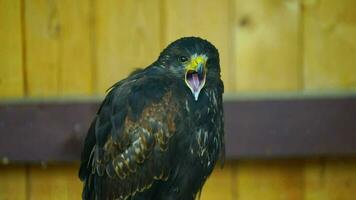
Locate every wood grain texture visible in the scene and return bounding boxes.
[304,160,328,200]
[25,0,60,96]
[0,0,24,97]
[0,0,26,196]
[29,164,82,200]
[303,0,356,90]
[200,164,234,200]
[0,165,27,200]
[304,158,356,200]
[25,0,92,97]
[234,0,302,91]
[56,0,92,96]
[95,0,161,94]
[236,160,304,200]
[302,1,356,198]
[164,0,235,92]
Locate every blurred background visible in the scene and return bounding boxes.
[1,0,356,199]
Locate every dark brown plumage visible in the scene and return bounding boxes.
[79,37,224,200]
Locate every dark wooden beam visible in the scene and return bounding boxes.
[0,102,97,162]
[0,97,356,163]
[224,98,356,159]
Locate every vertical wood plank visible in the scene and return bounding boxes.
[0,165,27,200]
[95,0,161,94]
[233,1,304,198]
[29,164,82,200]
[57,0,92,96]
[234,0,302,91]
[25,0,59,96]
[0,0,24,97]
[25,0,92,97]
[200,163,234,200]
[164,0,235,92]
[236,160,304,200]
[303,0,356,90]
[303,0,356,198]
[304,159,327,200]
[304,158,356,200]
[0,1,27,198]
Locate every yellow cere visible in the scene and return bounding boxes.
[186,54,208,71]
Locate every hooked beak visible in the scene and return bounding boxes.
[185,55,207,101]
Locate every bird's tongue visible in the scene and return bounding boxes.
[189,73,200,92]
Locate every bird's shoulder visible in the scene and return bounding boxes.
[87,67,182,199]
[89,65,181,168]
[107,65,178,119]
[79,66,179,176]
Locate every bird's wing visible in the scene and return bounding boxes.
[79,72,180,199]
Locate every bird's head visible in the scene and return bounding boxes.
[157,37,220,101]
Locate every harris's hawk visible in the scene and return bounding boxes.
[79,37,224,200]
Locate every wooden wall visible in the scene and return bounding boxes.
[1,0,356,199]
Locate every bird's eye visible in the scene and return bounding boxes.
[178,56,188,63]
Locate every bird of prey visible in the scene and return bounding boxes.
[79,37,224,200]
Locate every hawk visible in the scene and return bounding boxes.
[79,37,224,200]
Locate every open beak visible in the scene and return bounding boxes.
[185,56,207,101]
